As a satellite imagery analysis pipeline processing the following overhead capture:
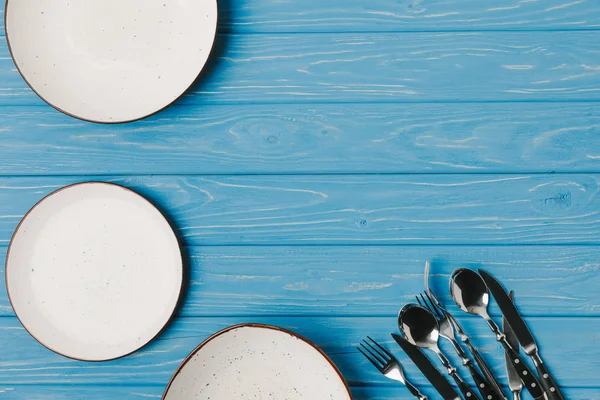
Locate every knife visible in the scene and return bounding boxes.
[504,291,523,400]
[391,333,460,400]
[480,269,565,400]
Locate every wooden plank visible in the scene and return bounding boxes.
[4,32,600,105]
[0,316,595,387]
[0,175,599,245]
[2,0,600,34]
[3,245,598,318]
[218,0,600,33]
[0,385,594,400]
[2,102,600,175]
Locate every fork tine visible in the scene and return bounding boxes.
[366,336,395,361]
[357,346,383,371]
[362,339,389,364]
[416,293,426,308]
[418,293,436,316]
[358,342,385,368]
[424,291,445,319]
[367,336,395,360]
[421,292,442,319]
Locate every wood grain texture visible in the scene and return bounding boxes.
[0,386,594,400]
[217,0,600,33]
[2,0,600,34]
[0,175,599,245]
[1,0,599,398]
[3,245,598,318]
[0,316,594,387]
[1,102,600,175]
[4,32,600,105]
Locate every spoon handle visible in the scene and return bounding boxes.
[437,351,482,400]
[485,318,546,400]
[500,341,545,400]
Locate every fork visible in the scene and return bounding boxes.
[358,336,428,400]
[418,292,500,400]
[424,261,506,400]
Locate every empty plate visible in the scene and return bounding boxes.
[6,182,183,361]
[163,324,352,399]
[5,0,218,123]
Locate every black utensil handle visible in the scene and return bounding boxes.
[501,341,545,400]
[466,341,506,399]
[532,354,565,400]
[438,352,482,400]
[451,371,481,400]
[406,380,427,400]
[466,362,500,400]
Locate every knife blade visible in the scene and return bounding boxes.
[391,333,460,400]
[479,269,565,400]
[503,291,523,399]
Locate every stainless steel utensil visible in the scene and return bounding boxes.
[480,269,565,400]
[504,291,523,400]
[417,292,501,400]
[358,336,427,400]
[399,304,482,400]
[449,268,546,400]
[392,333,461,400]
[424,261,506,400]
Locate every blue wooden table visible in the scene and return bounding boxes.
[1,1,599,399]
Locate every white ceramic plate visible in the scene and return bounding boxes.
[5,0,218,123]
[6,182,182,361]
[163,324,352,400]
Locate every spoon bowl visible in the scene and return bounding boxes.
[398,304,440,350]
[450,268,490,317]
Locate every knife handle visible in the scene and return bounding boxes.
[531,353,565,400]
[500,340,545,400]
[464,340,506,400]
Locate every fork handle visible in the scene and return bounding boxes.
[450,341,501,400]
[405,380,427,400]
[465,339,506,400]
[463,361,499,400]
[437,351,482,400]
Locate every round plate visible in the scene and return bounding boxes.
[6,182,182,361]
[163,324,352,399]
[5,0,218,123]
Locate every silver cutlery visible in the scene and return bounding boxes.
[358,336,427,400]
[504,291,523,400]
[392,333,461,400]
[480,269,565,400]
[424,261,506,400]
[449,268,546,400]
[417,292,501,400]
[399,303,482,400]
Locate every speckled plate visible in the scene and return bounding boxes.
[5,182,183,361]
[5,0,218,123]
[162,324,353,400]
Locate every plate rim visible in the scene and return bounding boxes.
[161,323,353,399]
[4,0,219,125]
[5,181,184,362]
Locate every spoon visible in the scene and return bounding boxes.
[449,269,547,400]
[424,261,505,400]
[399,304,481,400]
